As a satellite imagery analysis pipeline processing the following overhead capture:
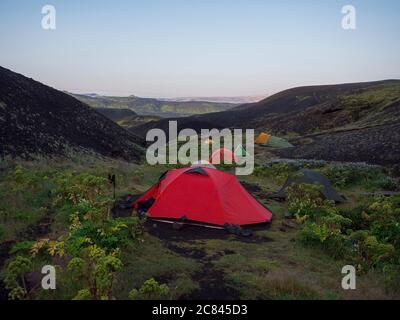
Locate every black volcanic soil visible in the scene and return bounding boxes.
[0,66,144,161]
[275,123,400,166]
[143,221,272,300]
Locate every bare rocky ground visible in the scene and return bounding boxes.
[275,122,400,167]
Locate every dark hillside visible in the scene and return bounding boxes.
[0,66,144,161]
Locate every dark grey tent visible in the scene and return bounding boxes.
[272,169,344,203]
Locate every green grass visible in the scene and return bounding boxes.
[114,235,201,299]
[1,155,399,300]
[0,155,176,242]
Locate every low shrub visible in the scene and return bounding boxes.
[348,231,396,269]
[9,241,35,255]
[254,162,293,183]
[0,159,147,300]
[287,182,351,258]
[67,217,142,255]
[363,196,400,246]
[319,163,398,190]
[68,245,123,300]
[129,278,170,300]
[368,175,399,191]
[295,191,400,292]
[3,256,33,300]
[286,183,338,220]
[299,219,351,259]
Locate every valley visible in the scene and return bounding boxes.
[0,66,399,301]
[70,93,237,118]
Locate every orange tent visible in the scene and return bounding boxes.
[255,132,270,145]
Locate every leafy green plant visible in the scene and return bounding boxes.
[296,192,400,292]
[287,184,352,258]
[68,245,123,300]
[286,183,338,220]
[363,197,400,246]
[348,231,395,269]
[9,241,35,255]
[3,256,33,300]
[0,158,149,300]
[30,238,66,259]
[254,163,293,183]
[369,175,399,191]
[67,217,142,255]
[129,278,170,300]
[299,220,350,259]
[319,163,397,190]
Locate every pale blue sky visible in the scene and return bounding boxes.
[0,0,399,97]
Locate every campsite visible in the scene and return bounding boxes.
[1,66,400,301]
[1,0,400,303]
[0,67,399,300]
[1,147,399,300]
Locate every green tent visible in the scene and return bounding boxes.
[265,136,294,148]
[272,169,344,203]
[234,144,249,157]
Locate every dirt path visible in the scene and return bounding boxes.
[146,222,272,300]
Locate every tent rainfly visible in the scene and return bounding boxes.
[234,144,249,157]
[255,132,271,144]
[209,148,239,164]
[132,167,273,227]
[191,160,216,169]
[272,169,344,203]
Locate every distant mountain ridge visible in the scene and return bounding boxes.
[160,95,267,104]
[0,66,144,161]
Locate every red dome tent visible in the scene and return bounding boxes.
[132,167,272,227]
[209,148,239,165]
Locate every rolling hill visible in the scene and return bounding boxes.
[70,93,237,118]
[94,107,137,121]
[131,80,400,165]
[0,66,145,161]
[116,114,162,128]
